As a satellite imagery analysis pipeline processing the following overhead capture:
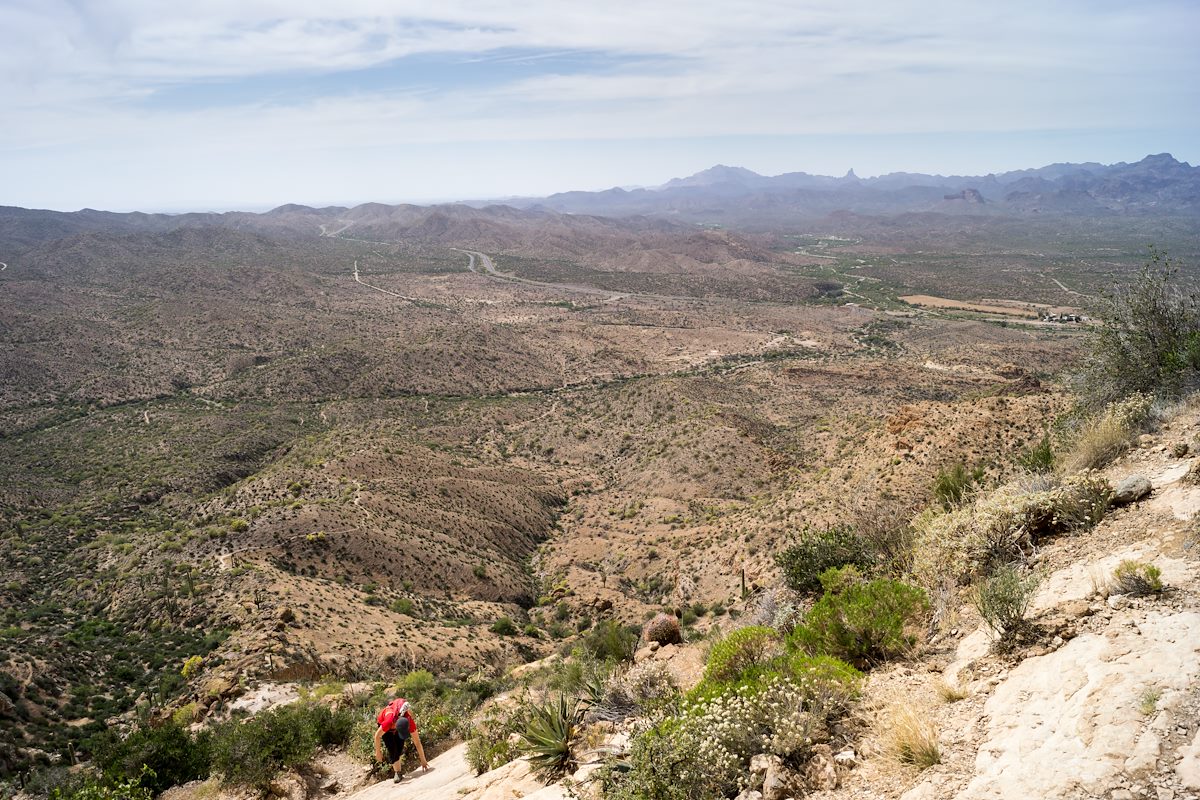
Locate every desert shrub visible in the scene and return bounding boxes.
[1081,250,1200,408]
[601,720,724,800]
[1017,434,1056,474]
[1112,560,1164,596]
[389,598,414,616]
[90,721,210,794]
[818,564,865,595]
[643,613,682,645]
[589,661,678,722]
[784,654,863,716]
[465,734,514,776]
[581,619,638,663]
[490,616,518,636]
[518,694,581,782]
[345,716,378,764]
[790,577,929,669]
[703,626,780,686]
[49,770,154,800]
[211,702,353,789]
[971,564,1040,638]
[746,586,802,632]
[913,473,1111,586]
[775,525,873,595]
[932,463,986,509]
[464,698,531,775]
[395,669,437,700]
[1061,393,1155,472]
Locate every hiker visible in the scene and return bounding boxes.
[373,697,430,783]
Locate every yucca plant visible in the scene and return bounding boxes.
[519,694,581,782]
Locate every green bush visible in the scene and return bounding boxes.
[602,720,725,800]
[396,669,438,700]
[775,525,873,595]
[50,769,154,800]
[490,616,518,636]
[1081,249,1200,407]
[465,735,513,776]
[211,702,354,789]
[1113,560,1164,596]
[818,564,865,595]
[581,620,638,663]
[933,463,986,509]
[90,721,210,794]
[703,626,780,686]
[1017,434,1056,474]
[791,577,929,668]
[785,654,863,716]
[464,699,532,775]
[971,564,1040,639]
[389,598,415,616]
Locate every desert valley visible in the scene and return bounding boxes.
[1,151,1199,800]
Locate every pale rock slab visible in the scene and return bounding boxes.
[954,610,1200,800]
[1177,729,1200,790]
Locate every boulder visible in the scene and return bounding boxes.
[1112,475,1152,506]
[749,754,793,800]
[805,744,838,790]
[268,771,307,800]
[1178,729,1200,790]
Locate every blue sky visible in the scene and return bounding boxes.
[1,0,1197,211]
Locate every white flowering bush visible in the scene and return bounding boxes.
[607,672,849,799]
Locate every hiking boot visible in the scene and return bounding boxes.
[393,772,403,784]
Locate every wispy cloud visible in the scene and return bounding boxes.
[0,0,1196,209]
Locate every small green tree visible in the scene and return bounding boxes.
[775,525,873,595]
[1083,249,1200,407]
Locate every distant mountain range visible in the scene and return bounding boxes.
[509,153,1200,225]
[0,155,1195,257]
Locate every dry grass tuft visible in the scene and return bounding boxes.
[935,678,968,703]
[885,702,942,769]
[1060,393,1153,473]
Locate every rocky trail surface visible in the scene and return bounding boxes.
[863,408,1200,800]
[344,744,566,800]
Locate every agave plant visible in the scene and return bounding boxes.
[519,693,582,782]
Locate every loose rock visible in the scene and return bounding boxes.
[1113,475,1153,505]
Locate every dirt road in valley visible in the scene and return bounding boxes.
[352,259,421,302]
[453,248,631,301]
